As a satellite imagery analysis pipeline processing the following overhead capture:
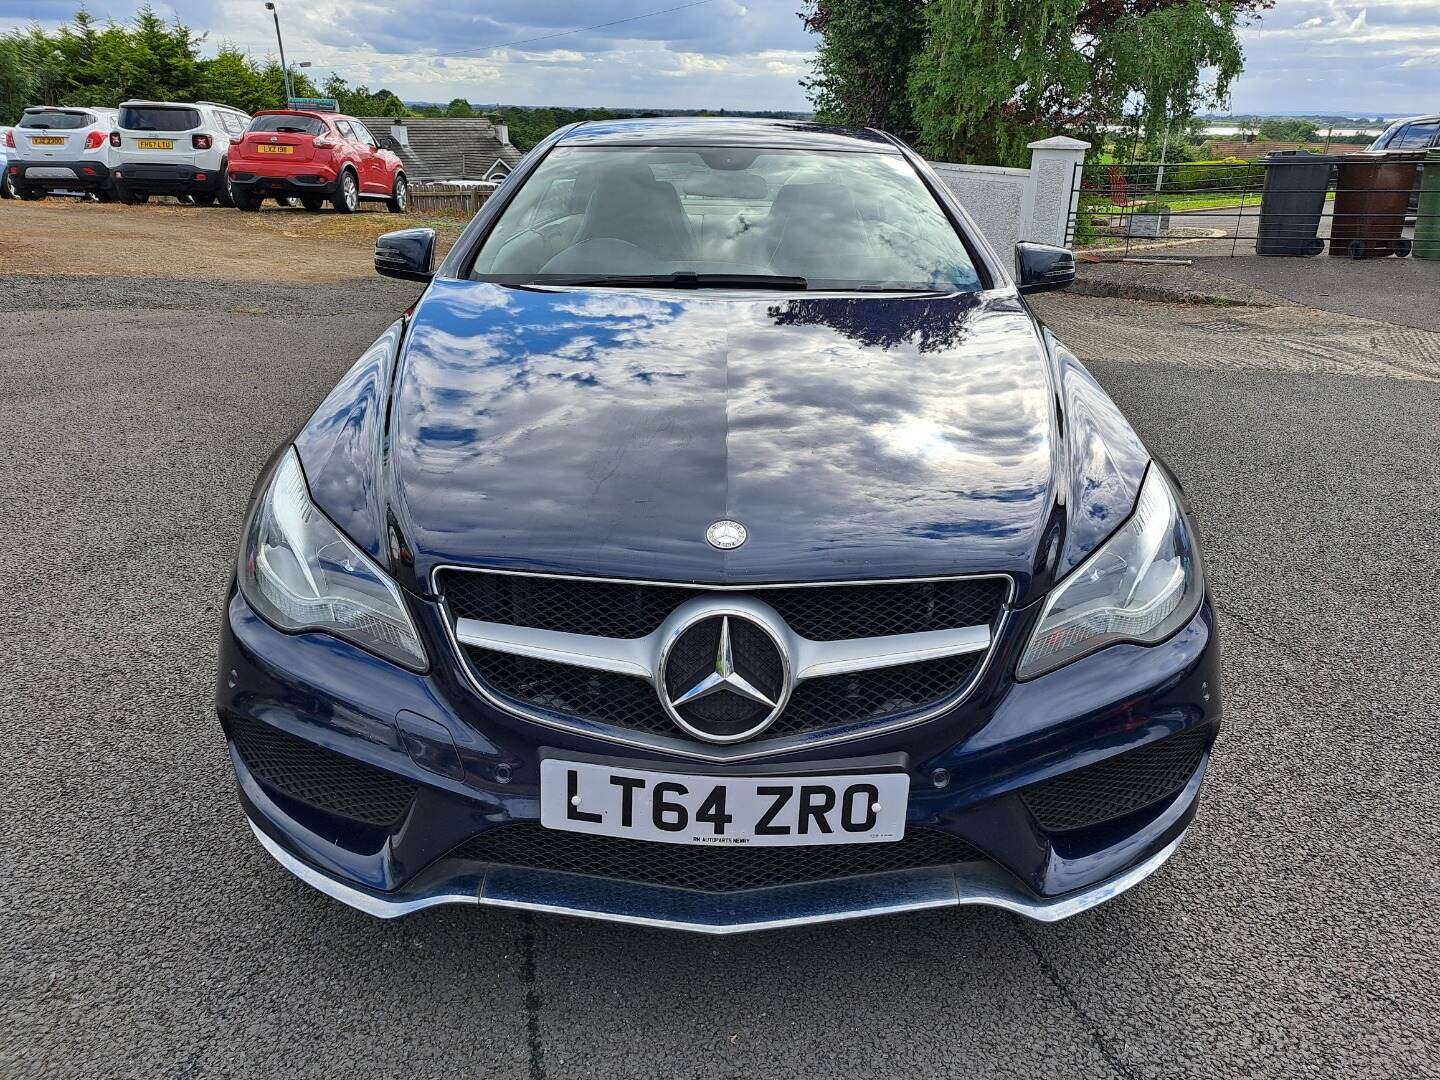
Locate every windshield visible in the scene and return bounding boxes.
[250,114,329,136]
[470,146,983,292]
[120,106,200,132]
[21,110,93,130]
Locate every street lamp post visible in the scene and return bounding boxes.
[264,2,293,103]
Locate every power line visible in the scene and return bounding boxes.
[445,0,717,57]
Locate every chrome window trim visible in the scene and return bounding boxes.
[433,565,1014,763]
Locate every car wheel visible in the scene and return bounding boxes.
[191,192,217,207]
[300,195,326,212]
[18,186,46,201]
[95,186,116,204]
[0,173,16,199]
[331,170,358,214]
[218,164,235,208]
[232,188,262,212]
[387,173,409,213]
[117,188,147,205]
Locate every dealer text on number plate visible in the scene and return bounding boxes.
[540,759,910,847]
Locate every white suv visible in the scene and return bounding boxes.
[6,106,119,200]
[111,100,250,205]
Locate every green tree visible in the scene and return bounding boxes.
[799,1,926,140]
[1258,117,1318,142]
[444,97,474,118]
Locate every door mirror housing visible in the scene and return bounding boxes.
[376,228,436,282]
[1015,242,1076,294]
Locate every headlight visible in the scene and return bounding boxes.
[1017,465,1203,680]
[238,448,427,671]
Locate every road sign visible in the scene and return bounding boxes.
[287,97,339,112]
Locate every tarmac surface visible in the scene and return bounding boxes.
[3,272,1437,1079]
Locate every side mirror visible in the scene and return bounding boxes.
[375,228,436,282]
[1015,242,1076,294]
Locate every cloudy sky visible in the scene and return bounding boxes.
[3,0,1437,116]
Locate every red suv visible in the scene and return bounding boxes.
[228,110,408,213]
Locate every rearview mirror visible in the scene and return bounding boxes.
[375,228,436,282]
[1015,242,1076,294]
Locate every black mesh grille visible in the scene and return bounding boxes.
[439,571,1007,641]
[449,824,983,892]
[467,649,674,734]
[228,715,418,827]
[466,647,980,742]
[1020,727,1211,832]
[771,653,982,737]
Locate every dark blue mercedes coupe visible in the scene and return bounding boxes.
[217,118,1219,932]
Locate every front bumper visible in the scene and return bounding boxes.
[114,162,219,193]
[9,160,111,190]
[218,585,1221,932]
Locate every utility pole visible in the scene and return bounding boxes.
[264,2,293,103]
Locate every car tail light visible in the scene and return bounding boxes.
[192,134,213,150]
[4,130,14,148]
[108,131,121,147]
[85,131,106,150]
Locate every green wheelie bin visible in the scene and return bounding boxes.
[1414,147,1440,261]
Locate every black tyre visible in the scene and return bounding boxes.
[1395,238,1412,258]
[0,172,16,199]
[232,187,262,212]
[95,186,116,204]
[18,186,46,201]
[1348,238,1367,259]
[191,192,217,207]
[300,195,326,212]
[331,169,358,214]
[387,173,409,213]
[218,163,235,208]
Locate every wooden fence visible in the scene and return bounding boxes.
[407,182,500,217]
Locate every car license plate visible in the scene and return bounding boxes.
[138,139,174,150]
[540,759,909,847]
[31,136,65,146]
[256,145,294,154]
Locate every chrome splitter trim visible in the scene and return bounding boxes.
[249,819,1187,932]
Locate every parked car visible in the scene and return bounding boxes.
[227,109,409,213]
[1367,113,1438,213]
[217,118,1218,934]
[5,106,119,200]
[110,99,249,205]
[0,126,11,198]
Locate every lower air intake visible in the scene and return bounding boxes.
[228,714,418,827]
[1020,726,1211,832]
[448,824,983,893]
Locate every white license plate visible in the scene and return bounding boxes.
[540,759,910,847]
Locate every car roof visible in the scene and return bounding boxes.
[557,116,899,152]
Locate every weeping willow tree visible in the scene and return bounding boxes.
[800,0,1268,166]
[799,0,928,141]
[908,0,1265,165]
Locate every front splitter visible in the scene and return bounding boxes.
[248,819,1185,934]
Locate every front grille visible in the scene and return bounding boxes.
[228,715,418,827]
[448,824,983,893]
[465,646,980,741]
[439,571,1007,642]
[1020,727,1211,832]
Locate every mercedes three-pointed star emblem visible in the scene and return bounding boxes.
[670,616,777,711]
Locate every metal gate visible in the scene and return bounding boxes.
[1066,156,1430,260]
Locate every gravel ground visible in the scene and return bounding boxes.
[3,275,1437,1079]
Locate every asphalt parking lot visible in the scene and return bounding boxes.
[3,202,1438,1079]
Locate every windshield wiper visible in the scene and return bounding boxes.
[540,272,810,291]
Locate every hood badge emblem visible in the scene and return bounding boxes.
[705,520,747,550]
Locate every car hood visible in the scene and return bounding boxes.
[296,279,1149,604]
